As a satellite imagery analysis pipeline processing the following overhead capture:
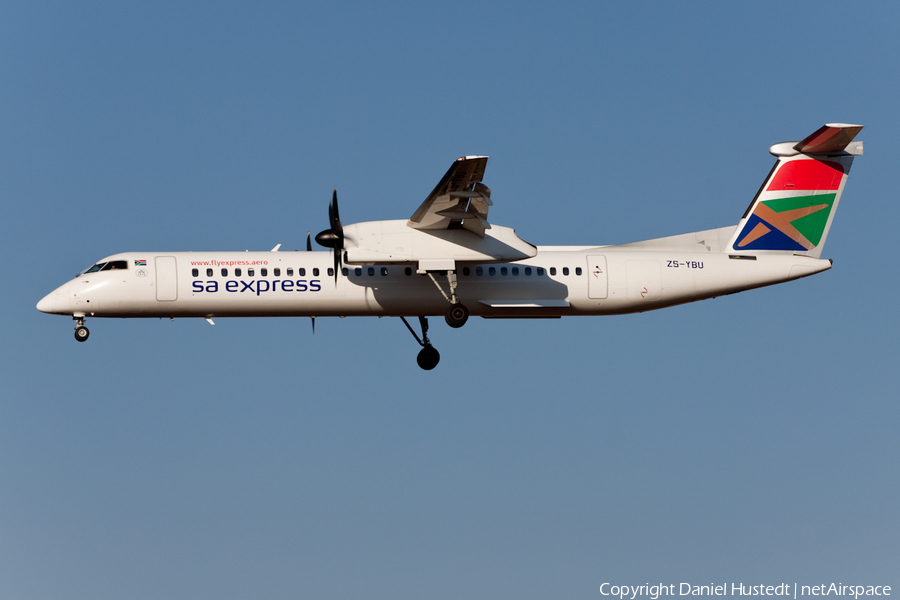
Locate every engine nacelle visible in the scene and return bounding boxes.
[342,220,537,265]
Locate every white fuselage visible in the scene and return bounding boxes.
[34,126,860,370]
[37,243,831,320]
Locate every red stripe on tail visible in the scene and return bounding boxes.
[766,159,844,192]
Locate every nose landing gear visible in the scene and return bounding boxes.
[74,317,89,342]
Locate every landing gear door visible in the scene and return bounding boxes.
[587,255,608,299]
[155,256,178,301]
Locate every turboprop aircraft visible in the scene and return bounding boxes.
[37,123,863,370]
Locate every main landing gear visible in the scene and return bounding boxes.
[400,267,473,369]
[423,269,469,328]
[74,317,89,342]
[445,303,469,329]
[401,316,440,370]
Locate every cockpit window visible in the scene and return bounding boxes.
[100,261,128,271]
[79,260,128,276]
[83,262,107,274]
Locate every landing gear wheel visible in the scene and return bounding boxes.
[445,303,469,328]
[74,326,90,342]
[416,345,440,370]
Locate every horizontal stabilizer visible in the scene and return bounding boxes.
[794,123,863,154]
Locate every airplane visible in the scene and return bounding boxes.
[37,123,863,370]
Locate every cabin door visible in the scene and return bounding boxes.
[587,255,608,299]
[155,256,178,301]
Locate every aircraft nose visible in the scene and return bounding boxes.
[37,292,57,314]
[37,289,65,314]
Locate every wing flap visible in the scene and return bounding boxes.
[408,156,492,236]
[478,299,570,308]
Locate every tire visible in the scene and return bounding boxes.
[416,345,440,370]
[74,326,90,342]
[445,303,469,328]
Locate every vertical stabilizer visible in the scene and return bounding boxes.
[728,124,863,258]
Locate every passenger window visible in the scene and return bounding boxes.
[501,267,508,276]
[476,266,483,276]
[342,267,348,276]
[576,267,582,276]
[274,268,281,276]
[221,268,228,276]
[405,267,412,276]
[525,267,532,276]
[489,267,496,276]
[355,268,362,276]
[537,267,544,276]
[368,267,375,276]
[328,268,334,277]
[299,268,306,276]
[261,268,268,276]
[313,268,319,276]
[192,268,199,277]
[235,268,242,276]
[550,267,557,276]
[287,268,293,276]
[563,267,569,276]
[248,268,255,277]
[512,267,519,276]
[463,267,470,276]
[207,268,213,277]
[381,267,388,276]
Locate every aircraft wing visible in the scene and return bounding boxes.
[407,156,493,237]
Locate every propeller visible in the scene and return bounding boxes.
[306,233,313,331]
[314,188,343,283]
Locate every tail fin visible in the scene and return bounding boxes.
[728,123,863,258]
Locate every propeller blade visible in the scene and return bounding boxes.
[331,188,343,283]
[314,187,345,284]
[311,316,315,334]
[314,188,344,250]
[333,247,341,283]
[331,188,341,230]
[306,232,312,251]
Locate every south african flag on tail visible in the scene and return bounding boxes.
[729,124,862,259]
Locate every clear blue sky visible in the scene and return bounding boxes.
[2,2,898,598]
